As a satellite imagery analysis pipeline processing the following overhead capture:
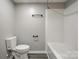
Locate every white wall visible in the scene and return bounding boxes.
[64,1,78,50]
[16,4,46,51]
[46,1,78,50]
[0,0,15,59]
[46,9,64,43]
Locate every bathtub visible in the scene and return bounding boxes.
[46,43,78,59]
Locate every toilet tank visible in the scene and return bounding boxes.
[5,36,17,49]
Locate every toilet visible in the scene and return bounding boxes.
[5,36,30,59]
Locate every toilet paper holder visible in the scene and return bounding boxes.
[33,35,38,38]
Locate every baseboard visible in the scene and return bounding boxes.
[28,51,47,54]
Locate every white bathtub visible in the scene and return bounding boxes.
[47,43,78,59]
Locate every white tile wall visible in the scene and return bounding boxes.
[46,1,78,50]
[64,1,78,50]
[46,9,64,43]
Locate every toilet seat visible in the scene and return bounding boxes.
[15,45,30,54]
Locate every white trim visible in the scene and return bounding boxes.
[45,9,47,52]
[47,52,50,59]
[28,51,47,54]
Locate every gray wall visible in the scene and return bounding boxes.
[15,3,64,52]
[48,3,64,9]
[65,0,78,8]
[16,4,46,51]
[0,0,15,59]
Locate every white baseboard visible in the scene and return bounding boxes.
[28,51,47,54]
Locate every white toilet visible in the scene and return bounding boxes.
[5,36,30,59]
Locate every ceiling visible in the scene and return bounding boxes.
[14,0,67,3]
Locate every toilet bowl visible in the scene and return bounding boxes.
[14,45,30,59]
[5,36,30,59]
[15,45,30,54]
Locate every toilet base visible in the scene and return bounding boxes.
[14,53,28,59]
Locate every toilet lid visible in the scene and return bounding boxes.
[16,45,30,50]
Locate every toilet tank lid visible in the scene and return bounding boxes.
[6,36,16,40]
